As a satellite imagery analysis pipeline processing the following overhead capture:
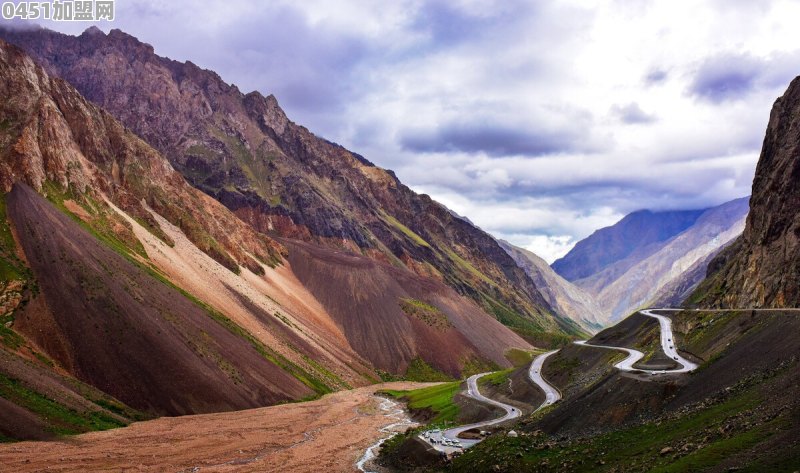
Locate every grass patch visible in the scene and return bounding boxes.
[43,182,148,260]
[404,358,455,382]
[379,210,431,248]
[479,368,514,387]
[0,194,30,283]
[461,357,503,377]
[0,323,24,350]
[505,348,543,367]
[399,298,452,330]
[0,373,127,436]
[381,381,461,425]
[443,247,493,284]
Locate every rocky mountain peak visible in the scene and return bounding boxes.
[81,26,105,37]
[244,91,291,137]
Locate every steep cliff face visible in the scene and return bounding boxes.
[0,26,580,338]
[498,241,605,331]
[691,77,800,308]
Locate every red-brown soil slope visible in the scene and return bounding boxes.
[285,240,532,375]
[0,35,532,423]
[8,183,313,415]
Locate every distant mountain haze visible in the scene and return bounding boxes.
[498,240,605,332]
[551,198,749,322]
[551,209,706,282]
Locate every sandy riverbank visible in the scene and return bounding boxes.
[0,383,432,472]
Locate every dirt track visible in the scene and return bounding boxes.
[0,383,432,472]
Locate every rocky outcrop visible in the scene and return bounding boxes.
[0,36,284,274]
[691,77,800,308]
[498,241,606,331]
[0,26,577,337]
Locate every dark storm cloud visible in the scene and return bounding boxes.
[689,53,761,103]
[400,122,585,157]
[217,6,371,113]
[611,102,657,124]
[689,51,800,103]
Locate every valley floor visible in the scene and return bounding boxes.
[0,382,431,473]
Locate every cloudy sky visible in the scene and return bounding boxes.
[18,0,800,262]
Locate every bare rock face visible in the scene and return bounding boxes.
[0,26,578,337]
[691,77,800,308]
[0,38,285,274]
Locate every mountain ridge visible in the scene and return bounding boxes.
[552,208,706,282]
[0,37,536,438]
[0,25,584,340]
[498,240,605,331]
[550,198,748,322]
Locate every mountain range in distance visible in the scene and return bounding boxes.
[546,197,750,323]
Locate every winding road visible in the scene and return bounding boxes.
[528,350,561,409]
[575,309,698,374]
[418,309,697,456]
[436,372,523,448]
[423,350,562,451]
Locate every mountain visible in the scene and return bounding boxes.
[552,209,706,282]
[0,25,584,341]
[0,38,536,438]
[552,199,748,322]
[592,199,749,321]
[649,247,723,308]
[497,241,605,331]
[690,76,800,308]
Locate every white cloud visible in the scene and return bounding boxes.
[524,236,575,265]
[21,0,800,262]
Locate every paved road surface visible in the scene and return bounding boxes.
[640,309,698,372]
[438,373,522,446]
[423,350,564,452]
[527,350,561,410]
[575,308,698,374]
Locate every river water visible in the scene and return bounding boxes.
[356,396,417,472]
